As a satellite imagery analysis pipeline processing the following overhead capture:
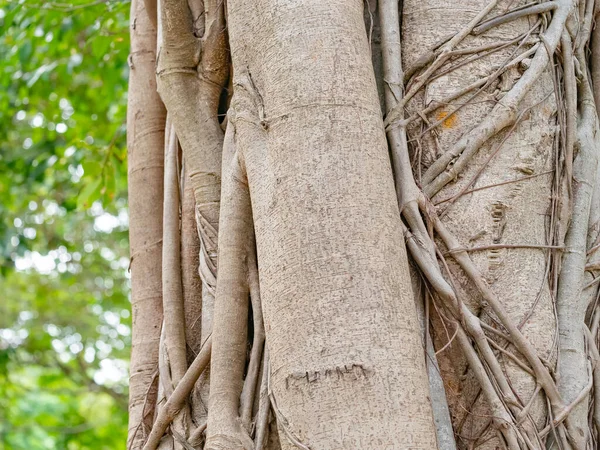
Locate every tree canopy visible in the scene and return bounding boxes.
[0,0,131,448]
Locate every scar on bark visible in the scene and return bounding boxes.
[284,363,369,388]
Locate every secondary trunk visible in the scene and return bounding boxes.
[402,0,559,446]
[126,0,166,446]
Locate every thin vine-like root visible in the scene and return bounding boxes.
[448,36,530,58]
[437,98,545,211]
[205,124,254,450]
[445,243,565,254]
[417,36,541,140]
[434,171,553,206]
[171,430,196,450]
[143,336,212,450]
[480,321,512,343]
[472,1,558,35]
[401,46,536,131]
[422,0,572,198]
[434,320,459,356]
[403,76,491,128]
[516,384,542,424]
[401,24,533,86]
[429,209,565,411]
[583,275,600,290]
[539,361,594,438]
[254,350,271,450]
[430,35,537,85]
[433,250,532,414]
[187,421,207,448]
[486,337,535,377]
[240,241,265,431]
[408,228,538,446]
[454,326,524,449]
[410,204,565,444]
[428,202,588,448]
[162,123,189,387]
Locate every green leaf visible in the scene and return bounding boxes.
[77,178,101,210]
[18,41,33,64]
[102,160,116,200]
[82,161,102,177]
[90,36,112,60]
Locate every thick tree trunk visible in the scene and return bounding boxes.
[207,1,438,448]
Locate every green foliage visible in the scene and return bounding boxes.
[0,0,132,447]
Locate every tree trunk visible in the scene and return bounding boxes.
[126,1,600,449]
[126,0,166,447]
[402,0,560,446]
[207,1,437,448]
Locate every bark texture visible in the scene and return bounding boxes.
[398,0,600,448]
[213,1,439,448]
[181,169,206,429]
[403,0,556,438]
[181,170,203,364]
[402,2,557,444]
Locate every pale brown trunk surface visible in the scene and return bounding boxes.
[126,0,167,446]
[214,1,438,448]
[181,170,207,428]
[399,1,599,448]
[402,2,556,445]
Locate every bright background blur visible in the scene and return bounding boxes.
[0,0,132,448]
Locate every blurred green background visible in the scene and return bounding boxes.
[0,0,132,448]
